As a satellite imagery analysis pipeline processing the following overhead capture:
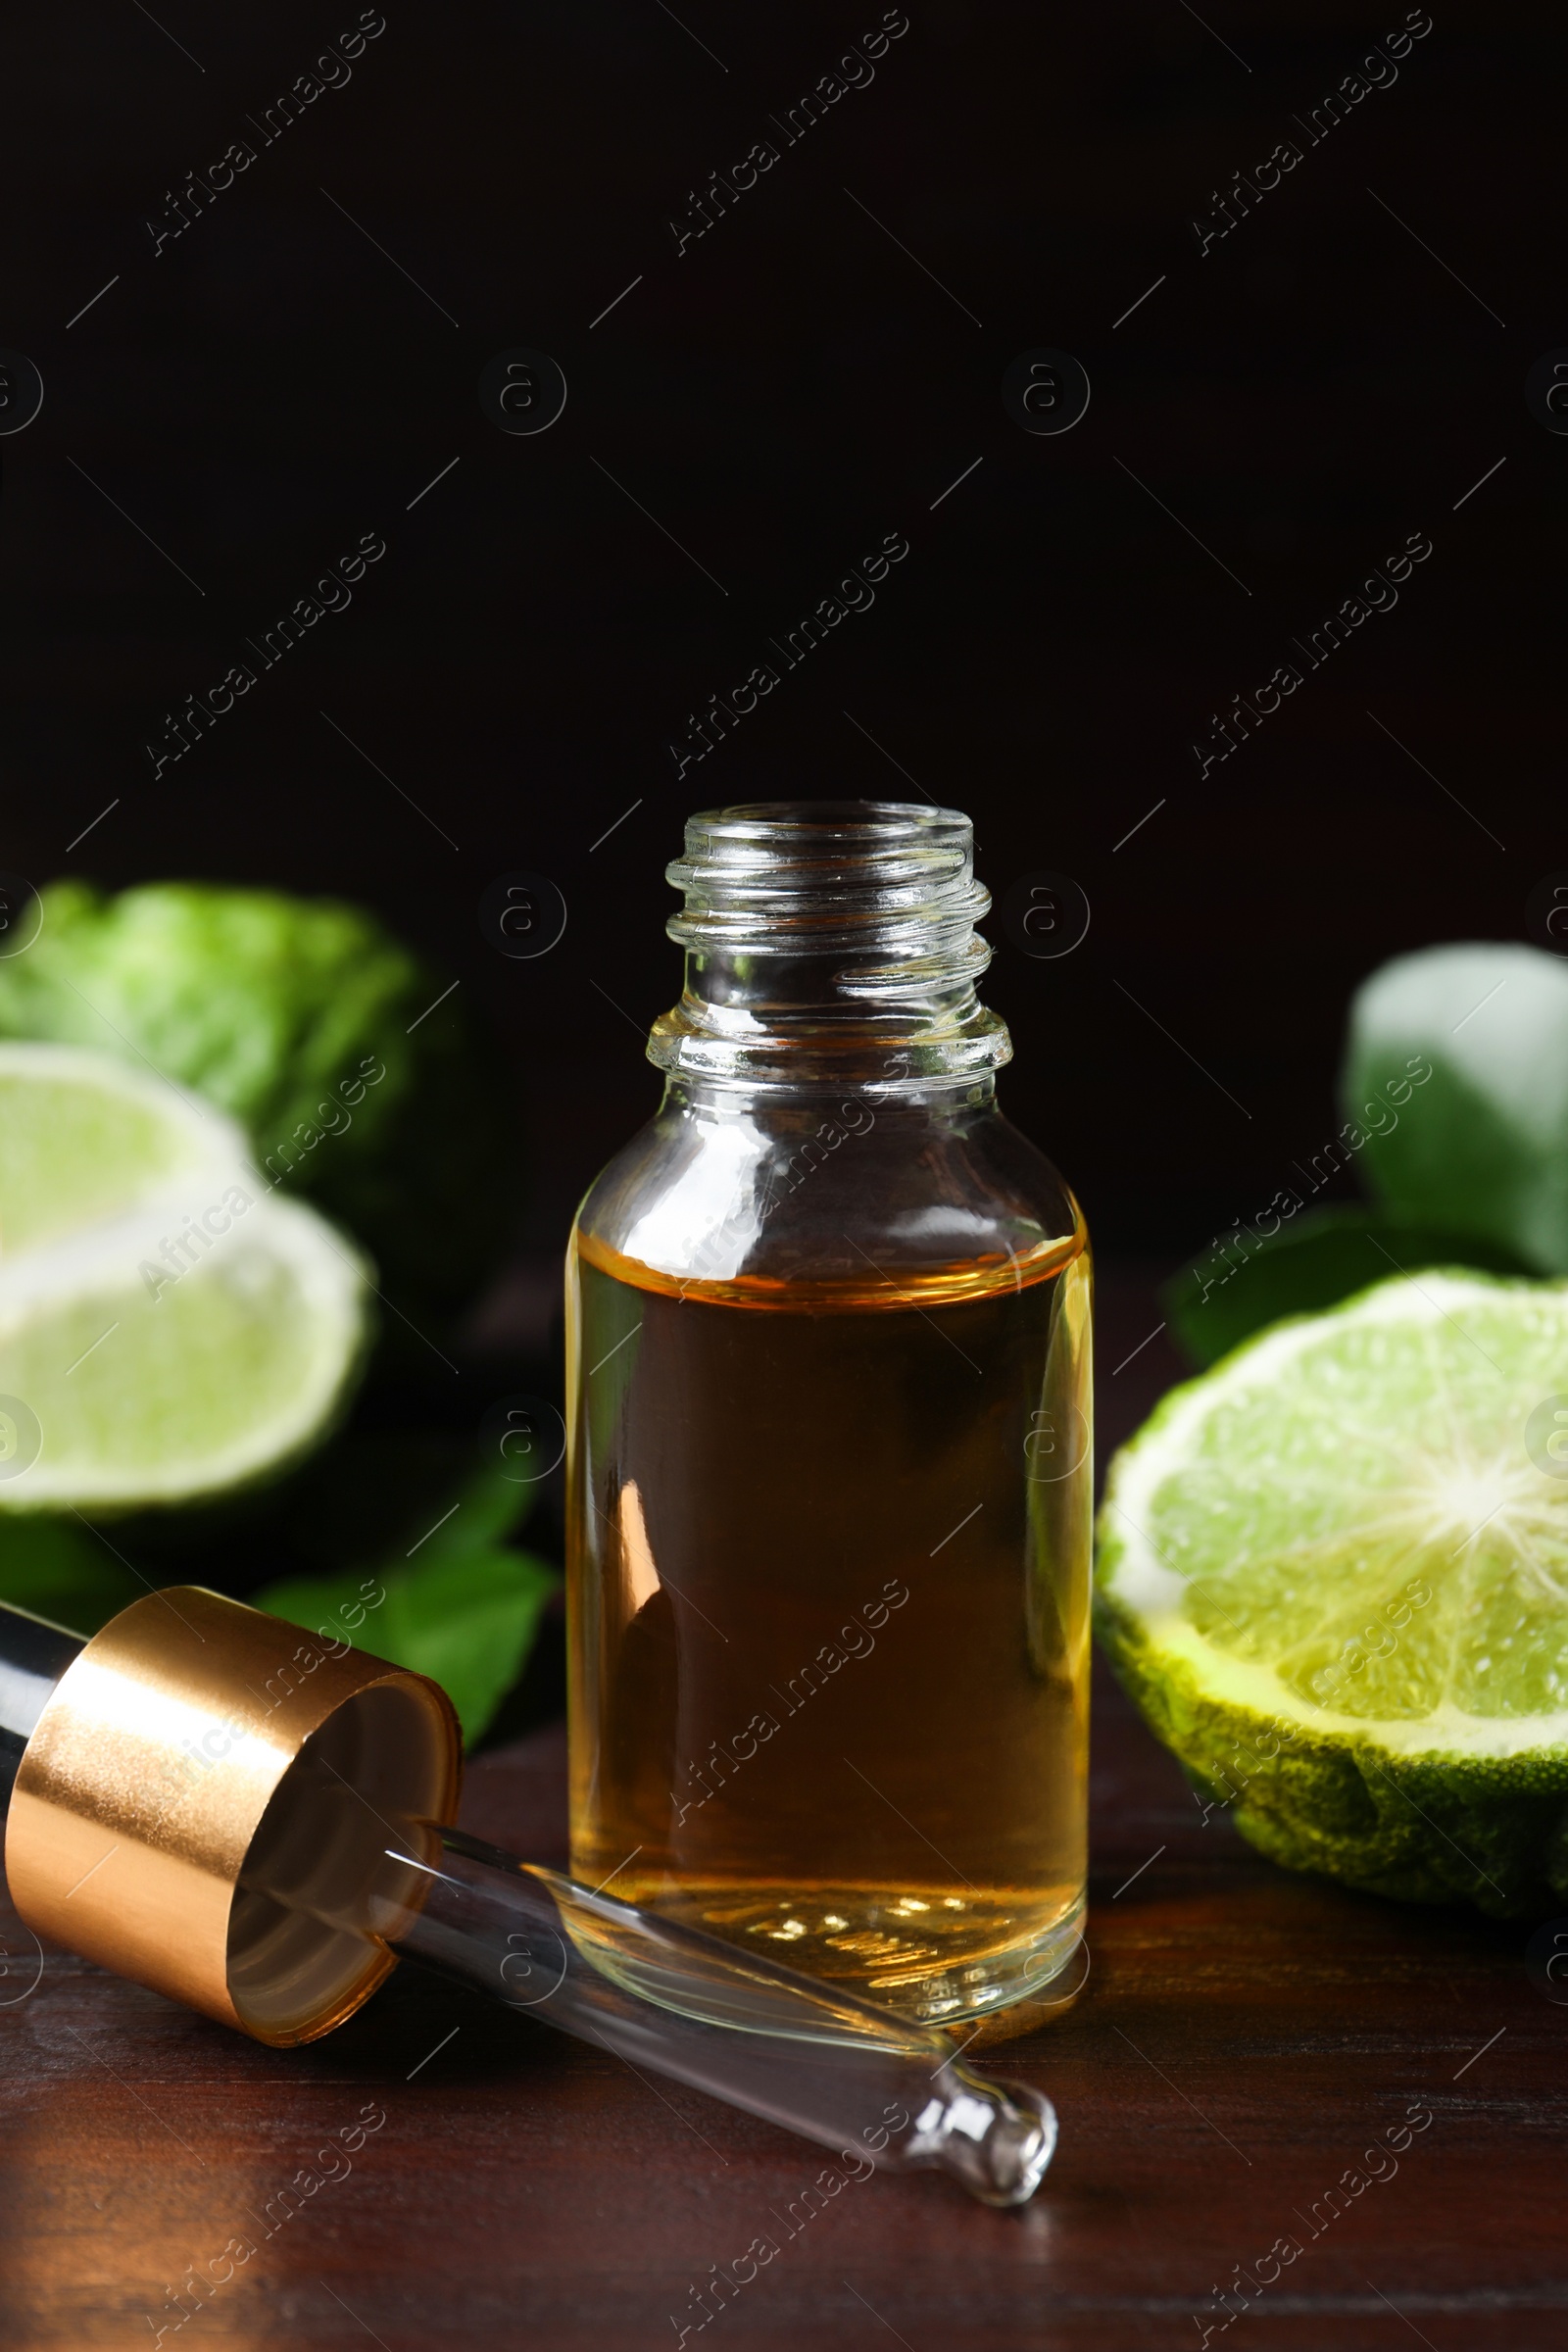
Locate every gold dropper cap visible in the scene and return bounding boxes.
[4,1586,461,2046]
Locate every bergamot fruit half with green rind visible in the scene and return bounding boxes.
[0,881,514,1314]
[1095,1271,1568,1916]
[0,1043,369,1510]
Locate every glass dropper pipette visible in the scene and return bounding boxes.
[238,1744,1058,2207]
[2,1592,1057,2205]
[390,1828,1057,2205]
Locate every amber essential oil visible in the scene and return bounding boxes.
[568,1227,1090,2023]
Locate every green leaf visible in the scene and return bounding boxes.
[0,1516,142,1635]
[253,1451,559,1744]
[1164,1205,1536,1368]
[247,1563,395,1651]
[417,1456,539,1553]
[373,1547,560,1744]
[1343,943,1568,1274]
[270,1431,535,1575]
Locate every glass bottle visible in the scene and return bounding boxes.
[565,802,1091,2027]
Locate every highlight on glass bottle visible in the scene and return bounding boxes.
[566,801,1093,2027]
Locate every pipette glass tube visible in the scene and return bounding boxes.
[390,1829,1056,2206]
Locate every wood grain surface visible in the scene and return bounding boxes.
[2,1270,1564,2348]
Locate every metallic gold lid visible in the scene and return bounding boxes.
[4,1586,462,2046]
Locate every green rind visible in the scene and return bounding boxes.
[1095,1580,1568,1915]
[1095,1271,1568,1918]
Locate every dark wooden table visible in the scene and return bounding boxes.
[3,1270,1565,2347]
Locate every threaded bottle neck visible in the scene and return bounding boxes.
[648,800,1011,1088]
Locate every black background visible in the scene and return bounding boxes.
[4,0,1557,1264]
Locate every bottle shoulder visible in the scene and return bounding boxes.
[573,1090,1087,1308]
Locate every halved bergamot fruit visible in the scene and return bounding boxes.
[0,1042,368,1509]
[1096,1271,1568,1915]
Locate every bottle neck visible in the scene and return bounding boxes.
[647,799,1011,1092]
[660,1071,999,1124]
